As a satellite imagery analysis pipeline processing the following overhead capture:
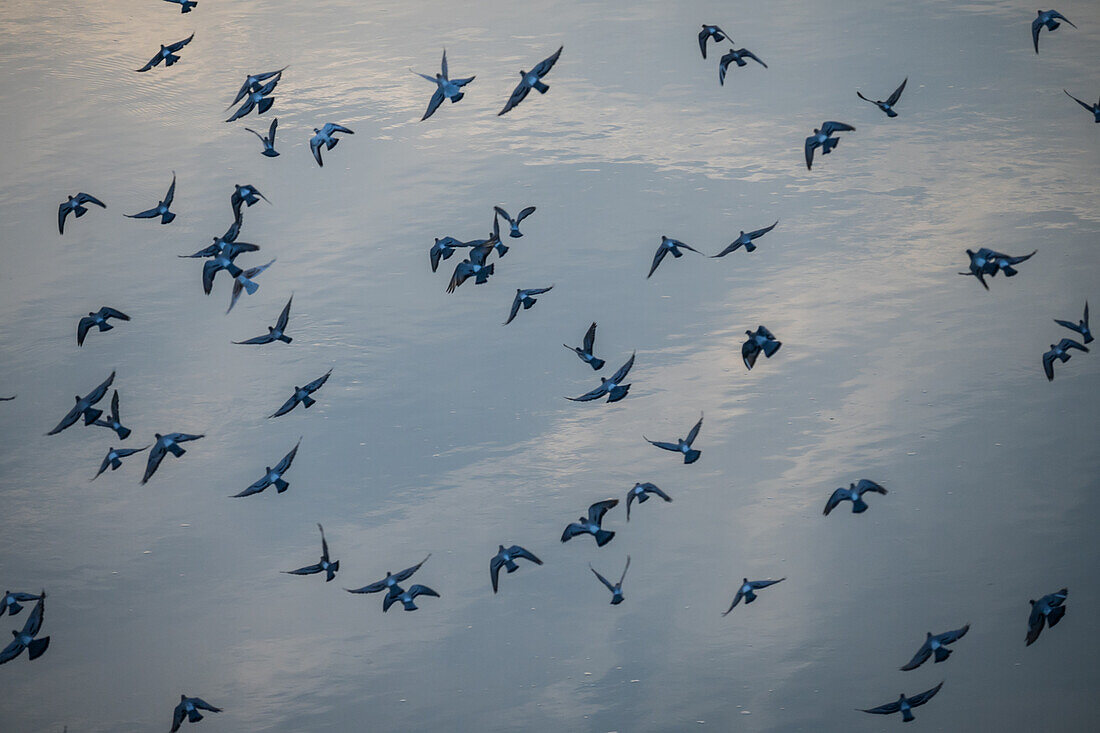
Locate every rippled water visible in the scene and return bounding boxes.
[1,0,1098,731]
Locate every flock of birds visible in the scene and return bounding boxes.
[1,2,1096,730]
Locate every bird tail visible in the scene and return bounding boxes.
[1047,19,1060,30]
[933,646,952,662]
[241,278,260,295]
[162,212,176,224]
[901,709,914,723]
[326,562,339,581]
[851,497,869,513]
[110,458,123,470]
[495,243,510,257]
[402,600,418,611]
[886,109,898,118]
[452,92,465,103]
[607,384,631,402]
[594,529,615,547]
[1001,265,1018,277]
[82,407,103,425]
[100,322,114,332]
[258,97,274,114]
[533,80,550,94]
[188,709,204,723]
[27,636,50,660]
[165,54,181,66]
[521,296,536,310]
[684,449,701,464]
[1048,605,1067,627]
[117,426,132,440]
[590,357,605,370]
[762,340,782,358]
[274,478,289,493]
[744,242,757,253]
[823,137,839,154]
[279,334,292,344]
[302,395,316,408]
[167,443,186,457]
[6,601,22,615]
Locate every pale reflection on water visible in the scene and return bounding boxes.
[1,0,1098,731]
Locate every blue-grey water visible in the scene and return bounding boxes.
[1,0,1099,731]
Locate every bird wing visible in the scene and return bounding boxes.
[856,90,875,105]
[422,87,446,121]
[77,317,93,346]
[93,454,112,479]
[47,401,83,435]
[527,285,554,296]
[136,52,160,72]
[141,442,168,484]
[938,623,970,644]
[609,352,635,382]
[855,479,887,495]
[447,261,473,293]
[232,476,269,498]
[269,394,299,418]
[191,698,221,713]
[498,79,531,116]
[84,371,115,406]
[711,241,741,258]
[823,488,848,515]
[1043,349,1057,380]
[899,641,933,671]
[686,414,703,445]
[310,134,325,166]
[590,565,616,592]
[509,546,542,565]
[887,77,907,106]
[644,484,672,502]
[393,554,432,583]
[532,46,563,77]
[102,307,130,321]
[619,555,631,584]
[234,333,275,345]
[722,588,745,615]
[117,445,150,458]
[821,121,855,134]
[645,437,681,452]
[0,636,25,664]
[1050,11,1075,27]
[346,578,387,594]
[748,220,778,239]
[76,192,105,207]
[284,563,323,575]
[318,524,330,562]
[749,578,784,589]
[1059,338,1088,352]
[164,174,176,207]
[516,206,536,222]
[268,116,278,140]
[202,260,221,295]
[1064,89,1094,112]
[907,681,944,707]
[742,340,760,370]
[126,206,160,219]
[504,293,523,325]
[275,296,293,331]
[698,29,709,58]
[409,584,439,599]
[171,702,187,732]
[566,383,608,401]
[167,33,195,52]
[861,700,901,715]
[58,203,68,234]
[582,322,597,353]
[225,99,256,123]
[490,555,504,592]
[804,136,817,169]
[741,49,767,67]
[494,206,512,223]
[588,498,618,524]
[330,124,354,135]
[274,440,300,474]
[561,522,588,541]
[1032,17,1042,53]
[21,594,44,636]
[304,368,332,394]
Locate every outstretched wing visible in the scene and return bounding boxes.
[275,296,293,331]
[421,87,446,121]
[304,369,333,393]
[821,121,855,134]
[516,206,536,222]
[749,578,784,590]
[804,136,817,170]
[645,437,681,452]
[582,322,597,353]
[234,333,275,345]
[748,220,778,239]
[504,294,523,325]
[886,77,907,106]
[392,554,432,583]
[284,563,323,576]
[900,640,932,671]
[686,414,703,445]
[1065,89,1094,112]
[318,524,330,562]
[232,477,269,498]
[126,206,160,219]
[274,440,300,474]
[532,46,563,77]
[508,546,542,565]
[191,698,221,713]
[102,307,130,321]
[590,565,616,592]
[163,174,176,207]
[823,488,848,515]
[588,498,618,524]
[907,681,944,707]
[566,383,608,402]
[861,699,901,715]
[560,521,588,541]
[498,79,531,116]
[167,33,195,52]
[855,479,887,495]
[269,394,299,418]
[938,624,970,644]
[609,352,635,382]
[647,243,669,278]
[722,588,745,616]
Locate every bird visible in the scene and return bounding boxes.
[1032,10,1076,53]
[245,117,281,156]
[564,322,605,370]
[92,444,149,480]
[805,121,855,170]
[232,439,301,497]
[1054,301,1091,343]
[625,482,672,520]
[46,371,115,436]
[493,206,536,238]
[1064,90,1100,122]
[490,545,543,593]
[309,123,354,167]
[446,238,498,293]
[125,173,176,224]
[957,247,1035,289]
[0,396,14,401]
[384,584,441,612]
[648,236,702,278]
[742,326,781,370]
[92,390,131,439]
[413,49,475,121]
[179,211,253,261]
[346,555,432,599]
[1,590,43,618]
[227,68,286,109]
[504,286,554,325]
[58,192,106,235]
[225,77,278,122]
[698,25,730,59]
[77,307,130,347]
[1026,588,1068,645]
[900,624,970,670]
[162,0,197,12]
[718,48,767,84]
[590,556,630,605]
[226,258,274,314]
[499,46,563,116]
[722,577,785,615]
[860,682,944,723]
[567,352,635,403]
[0,593,49,665]
[429,236,469,272]
[644,413,704,464]
[135,33,195,72]
[856,78,908,117]
[170,696,221,732]
[230,184,269,217]
[269,368,333,418]
[141,433,204,484]
[284,524,340,582]
[712,221,778,257]
[234,296,293,344]
[824,479,888,515]
[1043,338,1088,381]
[561,499,619,547]
[986,248,1036,277]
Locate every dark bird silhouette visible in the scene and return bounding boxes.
[900,624,970,670]
[0,396,14,401]
[413,49,475,121]
[225,77,278,122]
[958,247,1035,290]
[504,286,554,325]
[722,577,785,615]
[0,592,49,665]
[561,499,618,547]
[284,524,340,581]
[1032,10,1076,53]
[644,413,703,464]
[346,555,431,599]
[490,545,543,593]
[1054,301,1091,344]
[92,444,149,480]
[163,0,197,13]
[141,433,204,484]
[1026,588,1068,645]
[566,352,634,403]
[125,173,176,224]
[493,206,536,238]
[499,46,563,116]
[233,439,300,497]
[269,369,332,418]
[1,590,43,618]
[310,123,354,167]
[648,236,702,278]
[718,48,767,84]
[47,370,115,435]
[712,220,778,257]
[805,121,855,170]
[1043,338,1088,381]
[171,696,221,732]
[857,78,907,117]
[446,238,497,293]
[824,479,888,515]
[429,236,473,273]
[590,556,630,605]
[625,482,672,520]
[235,296,293,344]
[742,325,781,370]
[92,390,131,439]
[564,321,605,370]
[230,183,269,217]
[77,307,130,346]
[135,33,194,72]
[861,682,943,723]
[227,68,286,109]
[226,258,274,314]
[245,117,281,156]
[384,584,441,612]
[1064,90,1100,122]
[698,25,729,58]
[58,192,105,235]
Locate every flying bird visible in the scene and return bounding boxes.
[230,184,269,217]
[0,593,49,665]
[58,192,106,235]
[648,236,702,278]
[226,258,274,314]
[1054,301,1091,343]
[957,247,1035,289]
[561,499,619,547]
[805,121,855,170]
[245,117,281,156]
[504,286,554,325]
[723,577,785,615]
[429,236,474,272]
[824,479,888,515]
[742,325,781,370]
[644,413,704,464]
[284,524,340,582]
[856,78,908,117]
[235,295,293,344]
[446,238,497,293]
[499,46,563,116]
[92,390,131,439]
[383,584,441,612]
[225,77,278,122]
[92,444,149,480]
[490,545,543,593]
[1064,90,1100,122]
[1,590,43,618]
[135,33,195,72]
[493,206,536,238]
[712,221,778,257]
[1032,10,1076,53]
[1026,588,1068,645]
[413,49,475,121]
[125,173,176,224]
[566,352,634,403]
[590,556,630,605]
[233,439,301,497]
[861,682,944,723]
[171,696,221,732]
[564,321,605,370]
[718,48,767,84]
[46,370,115,435]
[162,0,197,12]
[900,624,970,670]
[346,555,432,599]
[625,482,672,520]
[77,307,130,346]
[269,368,333,418]
[1043,338,1088,381]
[227,67,286,109]
[698,25,730,59]
[141,433,204,484]
[310,123,354,167]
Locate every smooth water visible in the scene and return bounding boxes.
[1,0,1098,731]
